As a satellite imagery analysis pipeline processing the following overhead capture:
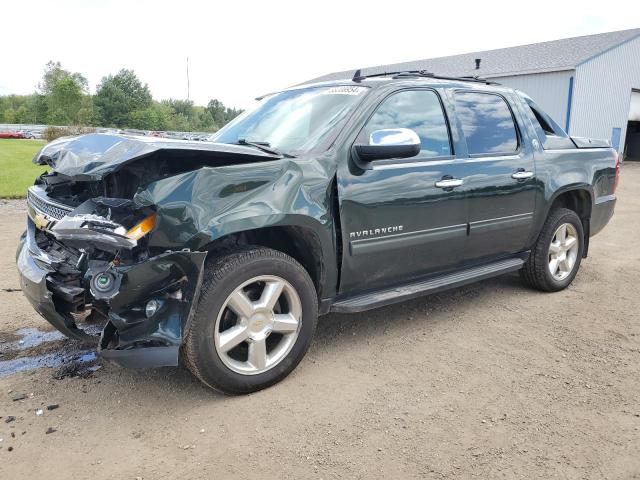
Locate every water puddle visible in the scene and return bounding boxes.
[0,351,98,378]
[0,327,102,378]
[3,327,66,350]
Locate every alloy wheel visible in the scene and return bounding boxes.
[213,275,302,375]
[548,222,580,281]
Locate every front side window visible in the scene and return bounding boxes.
[212,85,368,155]
[360,89,452,158]
[454,92,518,155]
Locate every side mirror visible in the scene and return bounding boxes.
[354,128,421,162]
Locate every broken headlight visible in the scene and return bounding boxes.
[125,213,157,240]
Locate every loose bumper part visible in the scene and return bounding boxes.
[16,219,206,368]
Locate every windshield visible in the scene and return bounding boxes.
[211,85,369,155]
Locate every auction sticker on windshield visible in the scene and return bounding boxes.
[323,86,368,95]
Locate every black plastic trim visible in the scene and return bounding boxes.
[330,256,526,313]
[98,345,179,368]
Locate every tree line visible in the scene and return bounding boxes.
[0,61,242,132]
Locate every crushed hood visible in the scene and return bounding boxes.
[33,133,282,180]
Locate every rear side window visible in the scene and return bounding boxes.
[523,97,575,150]
[454,92,519,155]
[361,89,452,158]
[529,105,556,136]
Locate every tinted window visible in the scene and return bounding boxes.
[520,96,575,150]
[362,90,451,158]
[454,92,518,155]
[529,105,556,136]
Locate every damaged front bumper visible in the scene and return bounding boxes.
[16,193,206,369]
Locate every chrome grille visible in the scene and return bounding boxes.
[27,188,73,220]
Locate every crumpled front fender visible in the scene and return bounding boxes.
[136,158,336,251]
[132,158,339,298]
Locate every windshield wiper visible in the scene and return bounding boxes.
[236,138,295,158]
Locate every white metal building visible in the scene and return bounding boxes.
[308,29,640,160]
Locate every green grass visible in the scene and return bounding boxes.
[0,139,48,198]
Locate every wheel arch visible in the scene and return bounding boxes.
[546,186,594,256]
[197,223,334,300]
[548,187,593,219]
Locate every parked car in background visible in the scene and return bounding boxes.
[0,130,25,139]
[16,71,618,394]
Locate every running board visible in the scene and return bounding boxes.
[330,257,525,313]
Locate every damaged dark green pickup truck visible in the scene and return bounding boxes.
[16,71,619,394]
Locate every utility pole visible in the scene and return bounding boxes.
[186,56,190,101]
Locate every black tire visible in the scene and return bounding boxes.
[521,207,585,292]
[183,247,318,394]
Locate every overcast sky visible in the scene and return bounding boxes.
[1,0,639,109]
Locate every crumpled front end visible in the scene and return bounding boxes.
[17,132,335,368]
[17,184,206,368]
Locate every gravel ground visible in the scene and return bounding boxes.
[0,198,26,215]
[0,164,639,479]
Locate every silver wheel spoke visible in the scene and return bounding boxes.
[563,236,577,251]
[217,325,249,353]
[227,290,255,319]
[259,280,284,310]
[549,242,562,255]
[248,338,268,370]
[556,224,567,243]
[549,257,559,275]
[272,313,299,333]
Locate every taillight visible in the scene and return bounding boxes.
[613,151,621,193]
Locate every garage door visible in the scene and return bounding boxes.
[630,91,640,121]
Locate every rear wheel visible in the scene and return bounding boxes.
[521,208,584,292]
[183,247,318,394]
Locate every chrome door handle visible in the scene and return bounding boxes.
[511,171,534,180]
[435,178,464,188]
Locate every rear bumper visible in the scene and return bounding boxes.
[591,195,616,236]
[16,220,206,368]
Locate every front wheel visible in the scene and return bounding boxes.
[183,247,318,394]
[521,208,585,292]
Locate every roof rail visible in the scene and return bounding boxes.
[352,69,500,85]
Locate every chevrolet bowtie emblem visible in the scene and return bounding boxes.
[33,212,51,230]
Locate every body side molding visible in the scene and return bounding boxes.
[468,212,534,234]
[349,223,467,256]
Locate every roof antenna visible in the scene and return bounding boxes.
[352,69,363,82]
[475,58,481,70]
